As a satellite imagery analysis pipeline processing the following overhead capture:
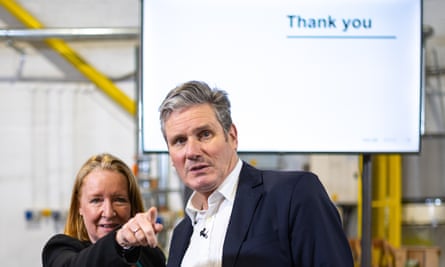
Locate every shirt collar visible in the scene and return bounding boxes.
[185,158,242,222]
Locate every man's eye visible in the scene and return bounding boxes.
[200,130,212,139]
[173,137,186,146]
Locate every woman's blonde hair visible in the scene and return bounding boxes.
[64,153,144,242]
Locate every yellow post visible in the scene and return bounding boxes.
[370,154,402,246]
[387,154,402,247]
[372,155,387,240]
[357,154,402,267]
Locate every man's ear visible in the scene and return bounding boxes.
[229,124,238,149]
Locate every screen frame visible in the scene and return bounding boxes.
[138,0,423,154]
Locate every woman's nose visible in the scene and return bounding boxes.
[102,200,116,218]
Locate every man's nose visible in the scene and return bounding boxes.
[185,138,201,160]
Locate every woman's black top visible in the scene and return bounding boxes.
[42,230,166,267]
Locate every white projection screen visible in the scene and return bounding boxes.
[140,0,422,154]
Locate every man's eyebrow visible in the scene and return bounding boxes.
[193,124,212,133]
[167,123,214,142]
[167,133,183,143]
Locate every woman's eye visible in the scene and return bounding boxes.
[90,198,101,204]
[115,197,128,203]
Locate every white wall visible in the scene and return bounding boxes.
[0,82,137,266]
[0,1,139,266]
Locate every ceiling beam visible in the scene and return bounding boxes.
[0,0,136,116]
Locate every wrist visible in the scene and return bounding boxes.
[115,229,132,251]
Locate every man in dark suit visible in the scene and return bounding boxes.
[159,80,354,266]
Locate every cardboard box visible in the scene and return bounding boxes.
[349,239,441,267]
[397,246,441,267]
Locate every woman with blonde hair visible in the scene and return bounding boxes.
[42,153,165,267]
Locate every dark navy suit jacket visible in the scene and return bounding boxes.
[167,162,354,267]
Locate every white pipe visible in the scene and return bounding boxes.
[0,27,138,40]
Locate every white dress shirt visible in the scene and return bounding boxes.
[180,159,242,267]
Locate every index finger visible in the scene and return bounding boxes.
[146,206,158,223]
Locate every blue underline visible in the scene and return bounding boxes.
[286,35,397,39]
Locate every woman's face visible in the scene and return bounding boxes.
[78,169,132,243]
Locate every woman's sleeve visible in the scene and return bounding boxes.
[42,231,142,267]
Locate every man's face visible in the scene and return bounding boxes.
[164,103,238,197]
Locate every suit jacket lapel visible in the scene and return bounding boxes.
[167,218,193,267]
[222,163,264,267]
